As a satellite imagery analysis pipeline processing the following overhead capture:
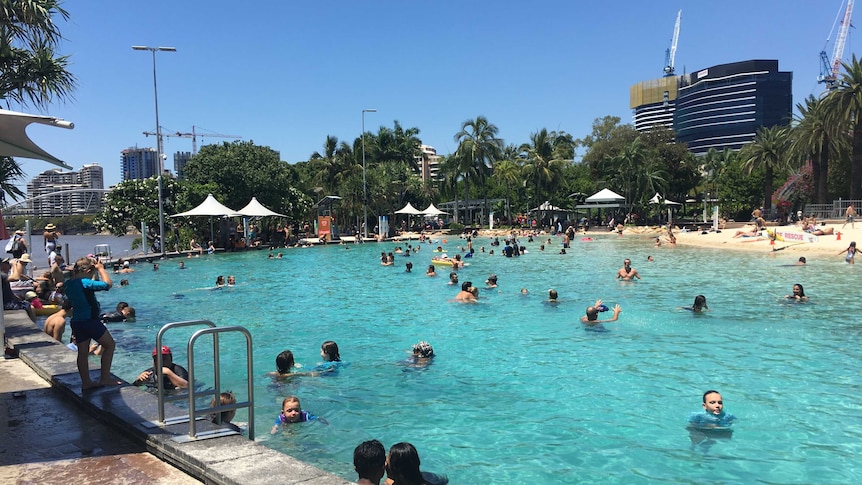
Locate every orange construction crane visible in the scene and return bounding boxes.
[143,125,242,154]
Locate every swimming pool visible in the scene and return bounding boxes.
[95,236,862,483]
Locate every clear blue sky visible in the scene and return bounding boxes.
[13,1,858,188]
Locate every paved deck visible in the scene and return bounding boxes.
[1,312,354,485]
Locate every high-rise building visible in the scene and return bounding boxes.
[629,59,792,156]
[674,60,792,155]
[630,76,679,132]
[174,151,192,180]
[121,147,159,180]
[25,163,105,216]
[417,144,442,183]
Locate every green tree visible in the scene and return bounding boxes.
[0,156,26,201]
[579,116,638,176]
[520,128,573,207]
[791,94,845,204]
[454,116,502,224]
[739,125,790,210]
[0,0,76,108]
[184,140,308,216]
[492,152,522,221]
[826,54,862,199]
[309,135,351,195]
[94,177,182,237]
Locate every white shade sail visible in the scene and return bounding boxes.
[421,203,448,216]
[395,202,423,214]
[170,194,241,217]
[237,197,287,217]
[585,188,625,203]
[0,109,74,169]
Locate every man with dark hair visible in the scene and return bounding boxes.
[354,439,386,485]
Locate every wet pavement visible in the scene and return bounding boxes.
[1,311,353,485]
[0,355,200,484]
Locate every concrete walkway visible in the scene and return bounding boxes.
[0,356,199,484]
[2,311,353,485]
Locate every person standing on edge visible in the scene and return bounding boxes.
[65,257,118,389]
[843,204,856,229]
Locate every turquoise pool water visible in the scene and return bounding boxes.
[91,236,862,483]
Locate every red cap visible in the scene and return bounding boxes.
[152,345,172,356]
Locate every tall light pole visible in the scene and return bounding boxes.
[133,45,176,256]
[361,108,376,239]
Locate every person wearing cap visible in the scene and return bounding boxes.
[580,299,622,331]
[485,274,498,288]
[0,258,36,322]
[117,260,134,274]
[43,223,60,257]
[48,242,62,268]
[132,345,189,389]
[8,254,37,299]
[23,290,43,310]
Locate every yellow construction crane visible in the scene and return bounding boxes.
[143,125,242,154]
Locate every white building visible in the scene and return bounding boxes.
[24,163,105,216]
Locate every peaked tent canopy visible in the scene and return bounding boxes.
[648,193,682,206]
[421,203,448,216]
[237,197,287,217]
[585,188,625,203]
[170,194,241,217]
[395,202,423,214]
[530,200,564,211]
[0,109,74,169]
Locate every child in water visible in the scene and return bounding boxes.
[270,396,323,434]
[684,295,708,312]
[312,340,343,374]
[688,390,736,429]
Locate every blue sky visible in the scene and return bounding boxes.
[13,1,858,188]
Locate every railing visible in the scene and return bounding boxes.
[143,320,255,441]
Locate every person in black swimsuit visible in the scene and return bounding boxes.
[615,259,641,281]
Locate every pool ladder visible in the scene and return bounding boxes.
[142,320,255,441]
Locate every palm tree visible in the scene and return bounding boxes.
[791,95,844,204]
[520,129,571,207]
[0,156,26,200]
[826,54,862,199]
[454,116,502,225]
[309,135,350,194]
[493,156,522,222]
[0,1,77,109]
[740,125,790,210]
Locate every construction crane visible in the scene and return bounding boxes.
[143,125,242,154]
[663,10,681,76]
[818,0,855,90]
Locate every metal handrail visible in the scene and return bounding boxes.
[186,325,255,440]
[154,320,216,424]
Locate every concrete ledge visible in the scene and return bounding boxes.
[4,311,354,485]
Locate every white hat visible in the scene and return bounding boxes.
[18,254,32,263]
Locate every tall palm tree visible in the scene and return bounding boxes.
[0,1,76,109]
[740,125,790,210]
[309,135,350,194]
[0,156,26,200]
[520,129,571,207]
[454,116,502,224]
[825,54,862,199]
[791,95,844,204]
[493,157,522,222]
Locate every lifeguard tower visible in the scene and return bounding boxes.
[316,196,341,242]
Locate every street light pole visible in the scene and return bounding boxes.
[361,108,376,239]
[133,45,176,256]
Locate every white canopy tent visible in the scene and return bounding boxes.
[395,202,423,215]
[585,188,625,203]
[171,194,240,217]
[530,200,564,211]
[0,108,74,169]
[170,194,241,245]
[237,197,287,217]
[421,203,448,216]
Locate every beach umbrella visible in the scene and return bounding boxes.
[421,203,448,216]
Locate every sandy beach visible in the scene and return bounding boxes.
[428,221,861,262]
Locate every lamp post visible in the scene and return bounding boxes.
[133,45,176,256]
[361,108,376,239]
